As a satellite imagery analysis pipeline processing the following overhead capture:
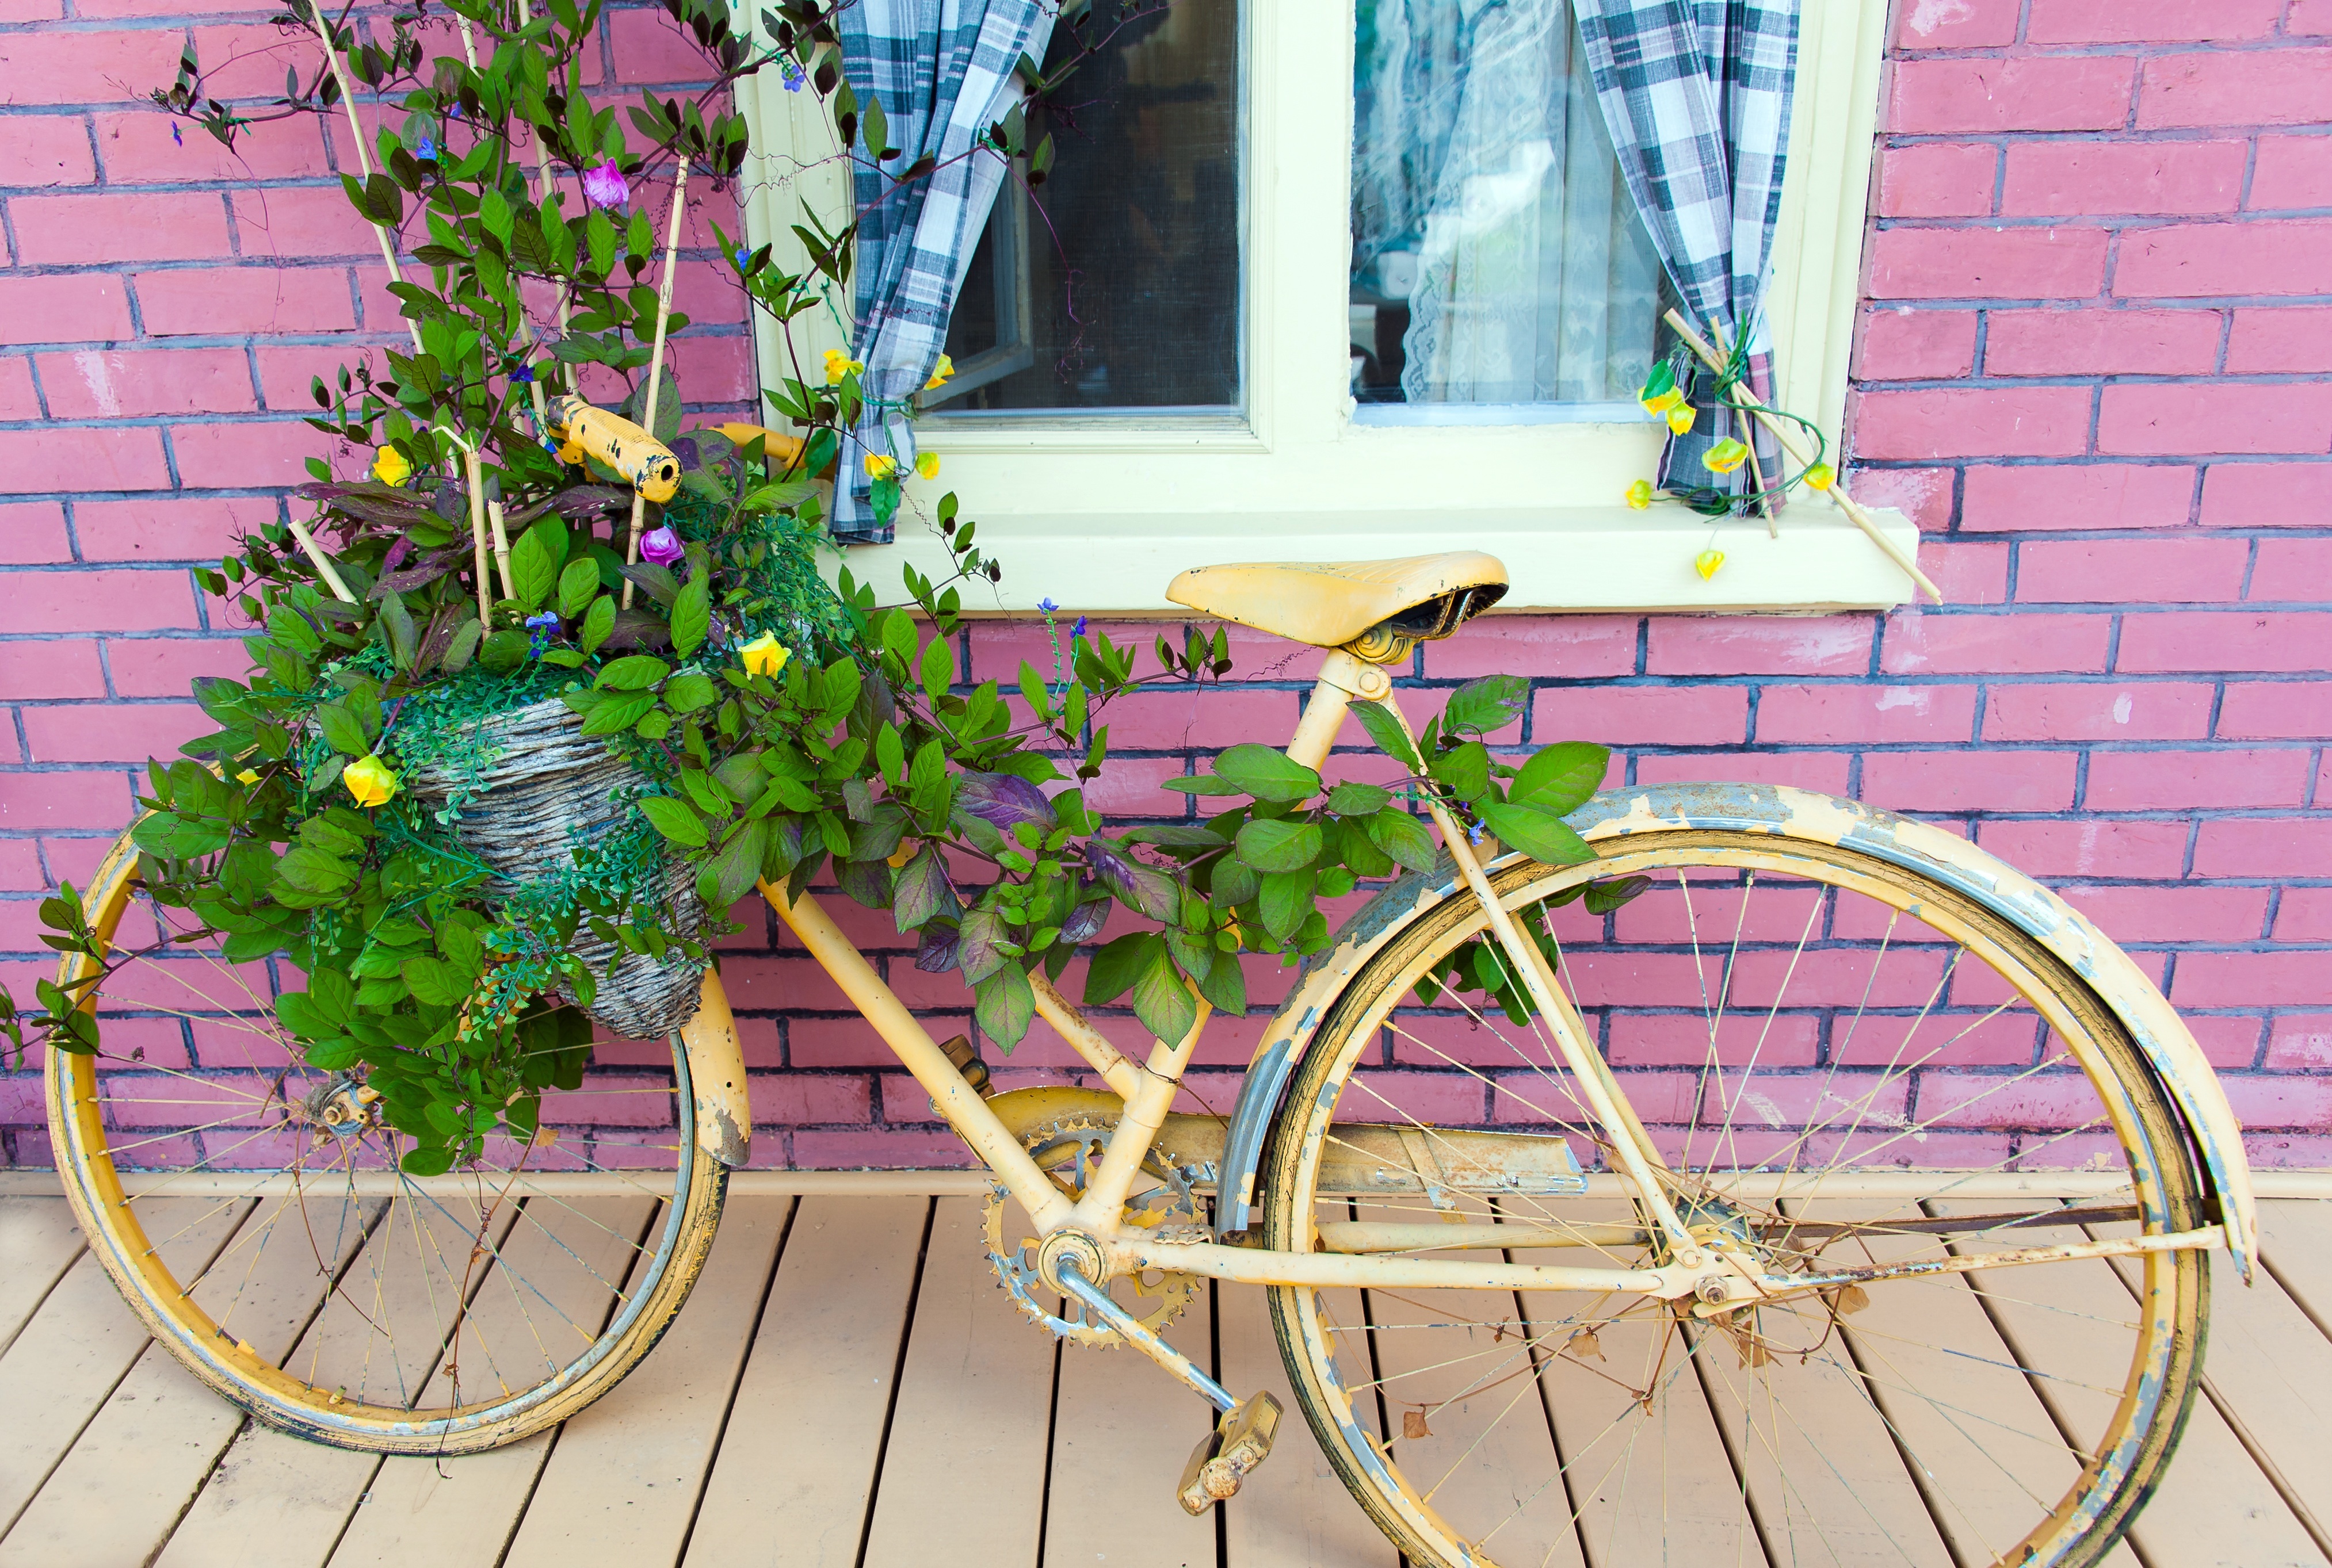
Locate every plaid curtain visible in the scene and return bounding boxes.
[833,1,1055,543]
[1573,0,1798,497]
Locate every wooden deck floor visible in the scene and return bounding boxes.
[5,1187,2332,1568]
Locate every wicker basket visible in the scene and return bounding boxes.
[408,697,705,1039]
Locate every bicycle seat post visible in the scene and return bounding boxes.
[1286,643,1404,772]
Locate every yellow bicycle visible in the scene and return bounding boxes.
[48,551,2251,1568]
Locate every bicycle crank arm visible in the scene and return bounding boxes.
[1692,1223,2228,1318]
[1054,1252,1236,1413]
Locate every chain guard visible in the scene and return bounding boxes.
[983,1114,1204,1348]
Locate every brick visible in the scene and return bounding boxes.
[0,427,170,496]
[2098,382,2332,456]
[134,267,357,338]
[2138,48,2332,129]
[1646,616,1872,676]
[169,418,336,491]
[666,332,756,404]
[2070,883,2269,947]
[608,6,721,84]
[1755,682,1977,744]
[2296,0,2332,35]
[2249,136,2332,212]
[0,565,194,631]
[1854,308,1978,380]
[2226,308,2332,374]
[0,771,134,830]
[1865,225,2110,301]
[2172,953,2332,1011]
[0,28,187,105]
[1531,684,1747,746]
[21,701,211,764]
[253,344,380,415]
[0,275,132,348]
[1983,308,2222,377]
[105,637,251,696]
[35,348,256,420]
[11,192,233,266]
[2116,219,2332,298]
[1860,749,2078,812]
[2119,611,2332,672]
[2029,0,2280,41]
[1111,686,1295,751]
[1976,817,2190,879]
[1852,387,2092,460]
[1984,680,2213,741]
[1960,463,2194,532]
[0,503,70,566]
[2086,746,2310,809]
[1888,58,2136,135]
[2180,1014,2266,1070]
[0,640,106,699]
[1928,540,2017,606]
[2200,462,2332,525]
[2276,892,2332,942]
[2218,681,2332,739]
[2249,538,2332,601]
[74,495,273,562]
[791,1128,978,1168]
[750,1074,870,1125]
[1423,615,1637,680]
[1893,0,2019,47]
[1628,749,1853,796]
[2266,1015,2332,1069]
[0,360,39,423]
[226,186,390,262]
[1876,144,1997,219]
[1883,611,2109,674]
[91,108,332,183]
[0,114,95,188]
[2194,817,2332,877]
[2017,537,2249,604]
[2003,140,2245,218]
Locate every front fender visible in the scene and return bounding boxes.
[1214,783,2257,1279]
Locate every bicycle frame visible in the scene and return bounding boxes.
[758,646,2231,1305]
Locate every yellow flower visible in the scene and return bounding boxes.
[1702,437,1749,475]
[1625,479,1654,511]
[1804,462,1835,491]
[887,838,917,869]
[235,767,261,786]
[925,353,955,391]
[342,753,399,808]
[1694,548,1726,582]
[823,349,864,385]
[371,446,413,487]
[1664,403,1696,435]
[739,631,791,678]
[864,452,899,479]
[914,450,941,480]
[1640,386,1684,416]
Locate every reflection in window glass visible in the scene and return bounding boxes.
[933,0,1239,414]
[1350,0,1661,408]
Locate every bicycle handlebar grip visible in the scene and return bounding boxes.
[550,394,680,503]
[707,422,807,471]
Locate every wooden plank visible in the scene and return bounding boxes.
[0,1198,246,1537]
[0,1198,84,1357]
[150,1424,377,1568]
[326,1195,659,1568]
[682,1196,926,1568]
[1040,1292,1216,1568]
[1934,1206,2318,1568]
[0,1195,384,1568]
[2257,1199,2332,1337]
[501,1196,793,1568]
[858,1196,1056,1568]
[1216,1279,1396,1568]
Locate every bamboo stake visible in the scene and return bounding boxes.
[287,519,357,603]
[464,448,494,626]
[310,0,423,356]
[486,497,516,601]
[1710,318,1780,538]
[1663,308,1942,603]
[623,155,690,610]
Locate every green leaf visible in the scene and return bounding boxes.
[891,844,953,931]
[1336,814,1395,878]
[1511,741,1610,816]
[580,690,655,734]
[558,557,601,618]
[638,794,709,848]
[974,963,1035,1053]
[1160,774,1246,796]
[1234,818,1323,874]
[1210,744,1320,804]
[578,595,616,655]
[1209,858,1257,906]
[401,954,472,1007]
[509,519,562,610]
[670,577,711,659]
[701,818,769,907]
[1429,740,1491,802]
[316,703,369,758]
[1323,781,1392,816]
[132,811,228,860]
[1367,809,1437,872]
[663,671,718,712]
[1258,869,1315,943]
[1583,875,1651,915]
[1442,674,1528,737]
[1477,801,1597,867]
[1352,700,1422,771]
[1129,942,1197,1047]
[274,990,334,1041]
[596,655,671,690]
[957,905,1010,984]
[1193,943,1245,1015]
[1085,931,1158,1005]
[918,636,953,699]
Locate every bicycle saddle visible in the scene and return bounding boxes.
[1164,552,1508,648]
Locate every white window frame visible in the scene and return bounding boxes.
[735,0,1915,614]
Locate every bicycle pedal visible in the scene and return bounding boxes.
[1176,1391,1282,1514]
[936,1033,991,1096]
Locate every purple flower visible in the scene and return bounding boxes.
[639,525,684,566]
[581,158,628,210]
[171,123,182,147]
[1037,597,1059,615]
[509,364,533,384]
[415,136,438,162]
[524,610,560,657]
[1071,615,1087,639]
[780,59,806,93]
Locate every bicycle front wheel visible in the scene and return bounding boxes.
[1261,828,2207,1568]
[45,828,728,1454]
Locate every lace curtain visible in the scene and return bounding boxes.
[1354,0,1662,407]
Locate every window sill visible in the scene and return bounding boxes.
[826,503,1922,616]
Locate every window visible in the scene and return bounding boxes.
[737,0,1910,613]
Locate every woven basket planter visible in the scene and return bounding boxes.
[408,698,705,1039]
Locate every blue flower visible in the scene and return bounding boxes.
[734,246,750,269]
[525,610,560,657]
[1071,615,1087,638]
[1037,597,1059,615]
[780,59,806,92]
[170,123,182,147]
[509,364,533,384]
[416,136,438,162]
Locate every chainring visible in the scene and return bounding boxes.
[983,1113,1204,1348]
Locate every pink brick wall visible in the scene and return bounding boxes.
[2,2,2330,1171]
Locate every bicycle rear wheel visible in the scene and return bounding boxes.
[1261,829,2207,1568]
[45,828,728,1454]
